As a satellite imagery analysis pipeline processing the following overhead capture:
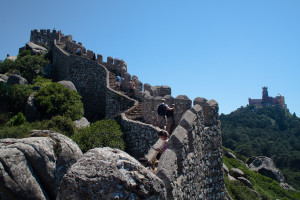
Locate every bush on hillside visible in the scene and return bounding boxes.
[0,82,10,101]
[221,105,300,190]
[16,53,50,84]
[0,59,14,74]
[72,120,125,153]
[32,76,52,88]
[0,50,50,84]
[34,83,84,120]
[0,113,12,127]
[7,112,27,127]
[0,120,49,139]
[9,84,33,114]
[0,125,31,139]
[47,115,75,137]
[18,50,31,58]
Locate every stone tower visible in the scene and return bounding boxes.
[262,87,269,102]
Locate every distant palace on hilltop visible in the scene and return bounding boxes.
[248,87,287,109]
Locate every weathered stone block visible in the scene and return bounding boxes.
[58,147,166,200]
[179,110,196,131]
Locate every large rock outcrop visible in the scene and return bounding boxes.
[6,74,28,85]
[57,147,166,200]
[26,42,48,55]
[0,74,8,82]
[73,117,90,129]
[58,80,77,91]
[247,156,285,183]
[25,92,41,122]
[0,131,83,200]
[247,156,295,190]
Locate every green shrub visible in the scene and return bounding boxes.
[32,76,52,88]
[0,50,50,84]
[0,113,12,127]
[47,115,75,137]
[225,176,260,200]
[18,50,32,58]
[9,84,33,114]
[34,83,84,120]
[7,112,27,126]
[72,120,125,153]
[0,125,31,139]
[0,82,10,101]
[0,119,49,139]
[16,54,50,84]
[0,59,14,74]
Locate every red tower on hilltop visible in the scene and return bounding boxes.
[248,87,287,109]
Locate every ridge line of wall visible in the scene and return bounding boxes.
[156,100,224,199]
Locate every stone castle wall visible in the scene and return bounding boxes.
[53,40,134,121]
[106,88,135,119]
[157,98,224,199]
[30,29,62,49]
[32,29,224,199]
[120,111,161,159]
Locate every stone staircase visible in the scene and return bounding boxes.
[125,103,143,122]
[109,72,117,90]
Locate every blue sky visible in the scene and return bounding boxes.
[1,0,299,115]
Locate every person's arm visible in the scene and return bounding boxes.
[166,105,174,111]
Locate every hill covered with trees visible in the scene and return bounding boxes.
[220,105,300,190]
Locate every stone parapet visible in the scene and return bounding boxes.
[156,99,224,199]
[106,88,135,119]
[65,40,87,55]
[120,113,162,159]
[141,94,191,131]
[30,29,62,49]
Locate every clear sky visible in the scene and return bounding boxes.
[1,0,299,115]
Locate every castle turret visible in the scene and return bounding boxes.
[262,87,269,102]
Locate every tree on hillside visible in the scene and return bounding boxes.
[221,105,300,190]
[34,83,84,120]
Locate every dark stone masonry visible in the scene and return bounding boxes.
[28,29,225,199]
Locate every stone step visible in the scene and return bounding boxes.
[125,103,143,121]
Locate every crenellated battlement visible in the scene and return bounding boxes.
[30,29,64,48]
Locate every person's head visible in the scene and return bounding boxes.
[161,99,166,103]
[158,130,168,140]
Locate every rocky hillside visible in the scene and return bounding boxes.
[223,147,300,200]
[221,105,300,190]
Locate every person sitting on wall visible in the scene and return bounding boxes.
[76,48,81,56]
[153,130,169,161]
[156,99,174,130]
[166,104,175,134]
[115,75,121,90]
